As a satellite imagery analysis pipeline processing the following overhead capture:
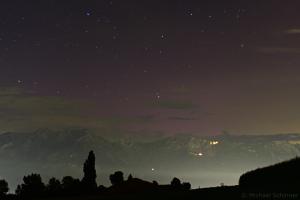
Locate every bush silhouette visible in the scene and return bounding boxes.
[152,180,158,186]
[170,178,191,191]
[182,182,191,190]
[46,177,62,196]
[82,150,97,191]
[171,177,181,189]
[0,179,9,196]
[109,171,124,186]
[61,176,81,195]
[16,173,45,198]
[97,185,107,192]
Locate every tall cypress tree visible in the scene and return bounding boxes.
[82,151,97,191]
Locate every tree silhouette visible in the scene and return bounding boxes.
[152,180,158,186]
[127,174,133,181]
[109,171,124,186]
[82,150,97,191]
[0,179,9,196]
[182,182,191,190]
[62,176,81,195]
[15,185,22,196]
[16,173,45,198]
[171,177,181,188]
[46,177,62,196]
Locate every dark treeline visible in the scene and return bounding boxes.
[0,151,191,200]
[2,151,300,200]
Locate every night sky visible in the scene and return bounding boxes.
[1,0,300,135]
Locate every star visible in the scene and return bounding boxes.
[85,11,92,16]
[156,92,161,99]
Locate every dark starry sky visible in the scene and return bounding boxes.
[1,0,300,135]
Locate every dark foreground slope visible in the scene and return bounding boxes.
[239,157,300,192]
[4,186,241,200]
[3,181,299,200]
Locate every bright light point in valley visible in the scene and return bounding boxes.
[197,153,203,157]
[209,141,219,145]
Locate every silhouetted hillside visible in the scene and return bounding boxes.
[239,157,300,192]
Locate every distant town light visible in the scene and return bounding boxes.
[209,141,219,145]
[190,152,204,157]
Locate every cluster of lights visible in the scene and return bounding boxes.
[209,141,219,145]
